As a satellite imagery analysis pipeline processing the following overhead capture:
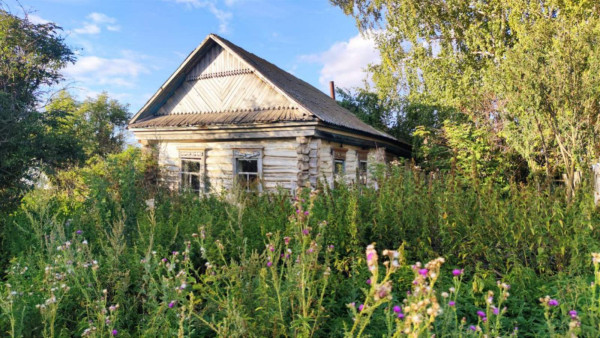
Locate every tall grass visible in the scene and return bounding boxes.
[1,149,599,336]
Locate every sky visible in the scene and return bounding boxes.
[9,0,380,116]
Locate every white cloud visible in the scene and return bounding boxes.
[300,33,380,91]
[28,14,50,25]
[72,12,118,35]
[169,0,232,34]
[87,12,117,24]
[63,52,149,88]
[73,23,100,35]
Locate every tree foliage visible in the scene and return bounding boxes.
[331,0,600,191]
[0,9,74,207]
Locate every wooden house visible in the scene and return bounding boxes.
[128,34,410,193]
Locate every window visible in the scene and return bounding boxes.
[233,149,262,191]
[358,151,368,185]
[332,148,347,178]
[179,150,207,195]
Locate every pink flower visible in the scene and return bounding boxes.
[267,261,272,267]
[358,304,364,312]
[304,211,309,216]
[168,301,176,308]
[448,301,455,307]
[548,299,559,306]
[366,279,371,285]
[393,305,402,313]
[302,228,310,236]
[418,269,428,276]
[284,237,291,245]
[477,310,486,318]
[452,269,463,276]
[111,329,118,336]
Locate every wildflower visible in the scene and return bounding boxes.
[296,209,301,214]
[569,310,578,319]
[398,312,405,319]
[328,244,334,251]
[161,258,167,263]
[393,305,402,313]
[284,237,291,245]
[441,292,449,298]
[76,230,83,235]
[366,279,371,285]
[492,306,499,315]
[302,228,310,236]
[593,253,600,264]
[366,244,378,272]
[112,329,118,336]
[267,261,272,267]
[304,211,309,216]
[548,299,559,306]
[477,310,486,318]
[168,301,176,308]
[469,325,477,331]
[180,283,187,290]
[192,233,198,238]
[82,240,88,245]
[358,304,364,312]
[452,269,463,276]
[418,268,428,276]
[448,301,455,307]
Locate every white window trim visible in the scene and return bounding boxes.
[179,149,207,195]
[232,148,263,192]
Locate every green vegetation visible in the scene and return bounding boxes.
[1,150,599,336]
[2,2,600,337]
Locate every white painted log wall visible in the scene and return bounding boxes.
[156,139,300,192]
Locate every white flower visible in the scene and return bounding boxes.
[82,240,88,245]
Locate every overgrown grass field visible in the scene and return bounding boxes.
[1,149,600,337]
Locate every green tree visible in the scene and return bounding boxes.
[42,90,131,172]
[0,9,74,207]
[332,0,600,193]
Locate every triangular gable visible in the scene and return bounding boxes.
[156,44,296,115]
[130,35,313,125]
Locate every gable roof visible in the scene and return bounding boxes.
[129,34,407,146]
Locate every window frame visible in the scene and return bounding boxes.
[179,149,208,195]
[232,148,263,192]
[357,150,369,185]
[332,147,347,179]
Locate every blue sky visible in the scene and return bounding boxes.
[11,0,380,115]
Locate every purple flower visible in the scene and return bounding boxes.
[358,304,364,312]
[398,313,405,319]
[302,228,310,236]
[548,299,559,306]
[477,310,486,318]
[304,211,309,216]
[452,269,463,276]
[492,306,499,315]
[76,230,83,235]
[448,301,455,307]
[366,279,371,285]
[111,329,118,336]
[469,325,477,331]
[296,209,301,214]
[161,258,167,263]
[328,244,334,250]
[569,310,578,318]
[393,305,402,313]
[168,301,176,308]
[267,261,272,267]
[418,269,428,276]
